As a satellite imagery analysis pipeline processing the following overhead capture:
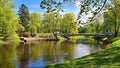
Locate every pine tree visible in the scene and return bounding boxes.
[18,4,30,32]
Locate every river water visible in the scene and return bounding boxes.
[0,40,103,68]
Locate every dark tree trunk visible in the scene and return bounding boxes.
[114,31,118,37]
[114,6,117,37]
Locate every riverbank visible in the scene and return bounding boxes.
[45,38,120,68]
[20,37,59,42]
[0,40,20,45]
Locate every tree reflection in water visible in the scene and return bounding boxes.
[0,40,103,68]
[0,44,17,68]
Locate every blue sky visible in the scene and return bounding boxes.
[14,0,80,16]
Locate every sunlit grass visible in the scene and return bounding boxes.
[70,36,86,40]
[38,33,54,38]
[111,36,120,42]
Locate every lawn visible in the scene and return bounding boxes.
[45,39,120,68]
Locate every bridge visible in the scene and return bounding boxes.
[58,32,120,40]
[61,33,114,37]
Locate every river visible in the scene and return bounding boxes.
[0,40,104,68]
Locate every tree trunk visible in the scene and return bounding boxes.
[114,5,118,37]
[114,31,117,37]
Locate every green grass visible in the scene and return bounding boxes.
[57,35,65,40]
[70,36,86,40]
[45,39,120,68]
[111,36,120,42]
[38,33,54,38]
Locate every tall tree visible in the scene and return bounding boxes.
[102,0,120,36]
[111,0,120,36]
[0,0,19,41]
[18,4,30,32]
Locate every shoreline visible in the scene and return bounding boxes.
[20,37,59,42]
[0,37,60,45]
[44,39,120,68]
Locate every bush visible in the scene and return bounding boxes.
[3,34,19,42]
[19,32,30,37]
[19,32,36,37]
[30,33,36,37]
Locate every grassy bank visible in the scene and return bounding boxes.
[45,38,120,68]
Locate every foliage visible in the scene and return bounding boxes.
[78,26,87,33]
[15,15,25,33]
[28,13,42,33]
[41,12,62,33]
[17,24,25,33]
[18,4,30,32]
[0,0,19,41]
[60,13,78,33]
[102,11,115,33]
[102,0,120,36]
[3,34,19,42]
[86,13,103,33]
[40,0,107,22]
[41,12,55,33]
[86,22,102,33]
[40,0,64,14]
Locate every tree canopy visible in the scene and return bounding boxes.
[40,0,107,22]
[29,13,42,33]
[18,4,30,32]
[60,13,78,33]
[0,0,19,41]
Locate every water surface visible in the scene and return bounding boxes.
[0,40,103,68]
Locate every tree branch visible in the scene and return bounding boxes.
[89,0,107,22]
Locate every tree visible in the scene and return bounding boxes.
[60,13,78,33]
[29,13,42,33]
[86,13,103,33]
[18,4,30,32]
[86,22,102,34]
[14,15,25,33]
[0,0,19,41]
[102,11,114,33]
[110,0,120,36]
[102,0,120,36]
[40,0,107,23]
[41,13,55,33]
[41,12,62,33]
